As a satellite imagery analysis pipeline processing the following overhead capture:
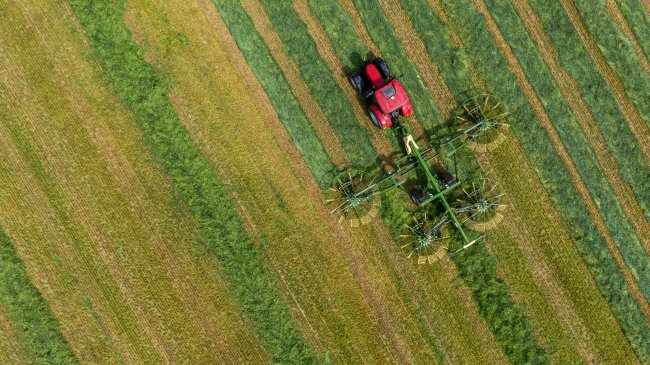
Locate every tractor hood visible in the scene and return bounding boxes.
[375,79,410,114]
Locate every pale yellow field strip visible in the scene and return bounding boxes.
[606,0,650,76]
[238,0,350,167]
[512,0,650,290]
[559,0,650,167]
[0,1,266,363]
[125,0,422,362]
[472,0,650,322]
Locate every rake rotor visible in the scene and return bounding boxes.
[456,94,510,152]
[455,178,506,232]
[325,168,381,227]
[400,213,450,264]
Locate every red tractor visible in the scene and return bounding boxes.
[349,57,414,129]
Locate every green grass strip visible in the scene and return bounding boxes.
[350,0,444,134]
[256,0,376,167]
[572,0,650,131]
[0,229,78,364]
[441,1,650,362]
[66,1,323,363]
[613,0,650,60]
[399,0,473,105]
[524,0,650,227]
[485,0,650,305]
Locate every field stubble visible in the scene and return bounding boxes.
[0,0,267,363]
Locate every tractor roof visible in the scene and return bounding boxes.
[375,79,410,114]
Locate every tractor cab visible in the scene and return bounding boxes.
[349,57,414,129]
[375,80,413,117]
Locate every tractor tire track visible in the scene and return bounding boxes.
[512,0,650,290]
[559,0,650,168]
[606,0,650,77]
[472,0,650,323]
[292,0,394,164]
[239,0,350,168]
[378,0,457,119]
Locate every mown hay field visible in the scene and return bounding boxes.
[1,0,649,364]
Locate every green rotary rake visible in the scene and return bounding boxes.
[326,94,510,263]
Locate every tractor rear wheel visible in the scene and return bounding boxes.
[349,73,365,94]
[373,58,391,79]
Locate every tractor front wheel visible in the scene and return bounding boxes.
[369,104,392,129]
